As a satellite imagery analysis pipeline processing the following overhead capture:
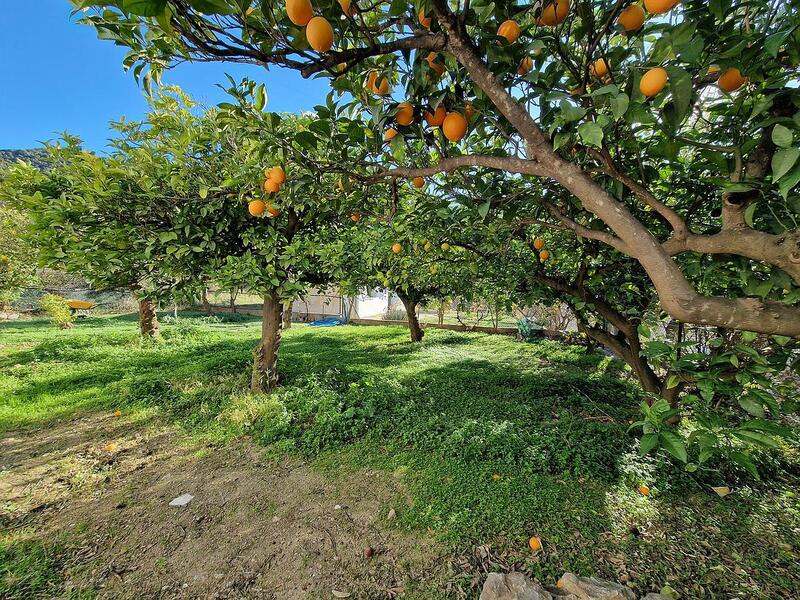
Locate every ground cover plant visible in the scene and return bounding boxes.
[2,314,797,598]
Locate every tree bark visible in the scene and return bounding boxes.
[201,288,211,312]
[437,302,445,326]
[282,303,292,329]
[251,291,283,393]
[139,298,159,337]
[398,292,424,342]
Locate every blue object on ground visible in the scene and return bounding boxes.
[310,317,345,327]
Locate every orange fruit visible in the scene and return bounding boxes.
[337,177,348,193]
[396,102,414,126]
[591,57,609,77]
[442,111,468,142]
[492,473,502,481]
[533,46,543,57]
[539,249,551,261]
[644,0,679,14]
[618,4,645,31]
[113,410,122,417]
[338,0,357,16]
[105,443,117,452]
[266,203,280,218]
[426,52,445,78]
[366,70,391,95]
[418,10,431,28]
[351,212,362,222]
[268,166,286,184]
[638,484,651,496]
[639,67,668,97]
[424,105,447,127]
[391,243,403,254]
[707,64,721,75]
[533,238,545,250]
[529,536,543,552]
[440,242,450,252]
[306,16,334,52]
[249,199,267,216]
[538,0,570,26]
[286,0,313,26]
[517,56,533,76]
[718,67,746,92]
[263,178,281,194]
[497,19,521,44]
[384,128,398,142]
[412,176,425,189]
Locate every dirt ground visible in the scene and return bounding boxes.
[0,413,447,599]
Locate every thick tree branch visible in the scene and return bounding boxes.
[373,155,546,179]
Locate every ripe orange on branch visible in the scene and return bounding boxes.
[384,128,398,142]
[539,249,551,261]
[286,0,313,26]
[412,176,425,189]
[351,212,362,222]
[497,20,521,44]
[396,102,414,126]
[442,111,468,142]
[391,243,403,254]
[338,0,357,17]
[517,56,533,76]
[418,10,431,28]
[718,67,746,92]
[268,166,286,184]
[263,178,281,194]
[266,203,280,218]
[639,67,668,97]
[424,105,447,127]
[306,16,334,53]
[644,0,679,14]
[533,238,545,250]
[591,58,609,77]
[366,70,391,95]
[426,52,445,78]
[617,4,645,31]
[538,0,570,26]
[248,200,267,216]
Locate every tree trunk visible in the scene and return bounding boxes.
[437,302,445,326]
[139,298,159,337]
[398,293,424,342]
[251,291,283,393]
[282,303,292,329]
[229,291,236,313]
[201,288,210,312]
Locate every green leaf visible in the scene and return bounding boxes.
[664,66,692,123]
[738,394,765,417]
[199,186,208,199]
[771,124,793,148]
[659,430,687,463]
[122,0,168,16]
[731,451,760,479]
[477,201,491,219]
[732,430,779,448]
[577,122,603,148]
[610,93,629,120]
[778,163,800,198]
[666,374,680,389]
[772,147,799,181]
[558,100,587,122]
[639,432,659,455]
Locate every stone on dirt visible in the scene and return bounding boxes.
[168,493,194,507]
[481,572,669,600]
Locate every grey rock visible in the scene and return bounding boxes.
[557,573,636,600]
[480,572,556,600]
[640,595,670,600]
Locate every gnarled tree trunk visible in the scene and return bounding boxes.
[398,292,424,342]
[201,288,211,312]
[251,291,283,393]
[282,303,292,330]
[139,298,159,337]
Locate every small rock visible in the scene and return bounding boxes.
[332,591,351,598]
[169,494,194,507]
[363,547,374,559]
[334,504,342,510]
[272,516,280,523]
[387,508,396,521]
[480,572,555,600]
[641,594,670,600]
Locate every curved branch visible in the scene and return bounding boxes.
[373,155,545,179]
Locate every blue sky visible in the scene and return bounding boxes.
[0,3,330,152]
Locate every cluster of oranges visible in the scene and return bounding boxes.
[533,238,551,262]
[390,240,451,255]
[248,166,285,217]
[286,0,335,53]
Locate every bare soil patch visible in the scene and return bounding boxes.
[1,413,446,599]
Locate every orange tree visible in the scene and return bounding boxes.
[4,84,367,391]
[73,0,800,336]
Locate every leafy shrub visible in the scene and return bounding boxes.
[39,294,74,329]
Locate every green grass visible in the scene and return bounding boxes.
[1,314,798,598]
